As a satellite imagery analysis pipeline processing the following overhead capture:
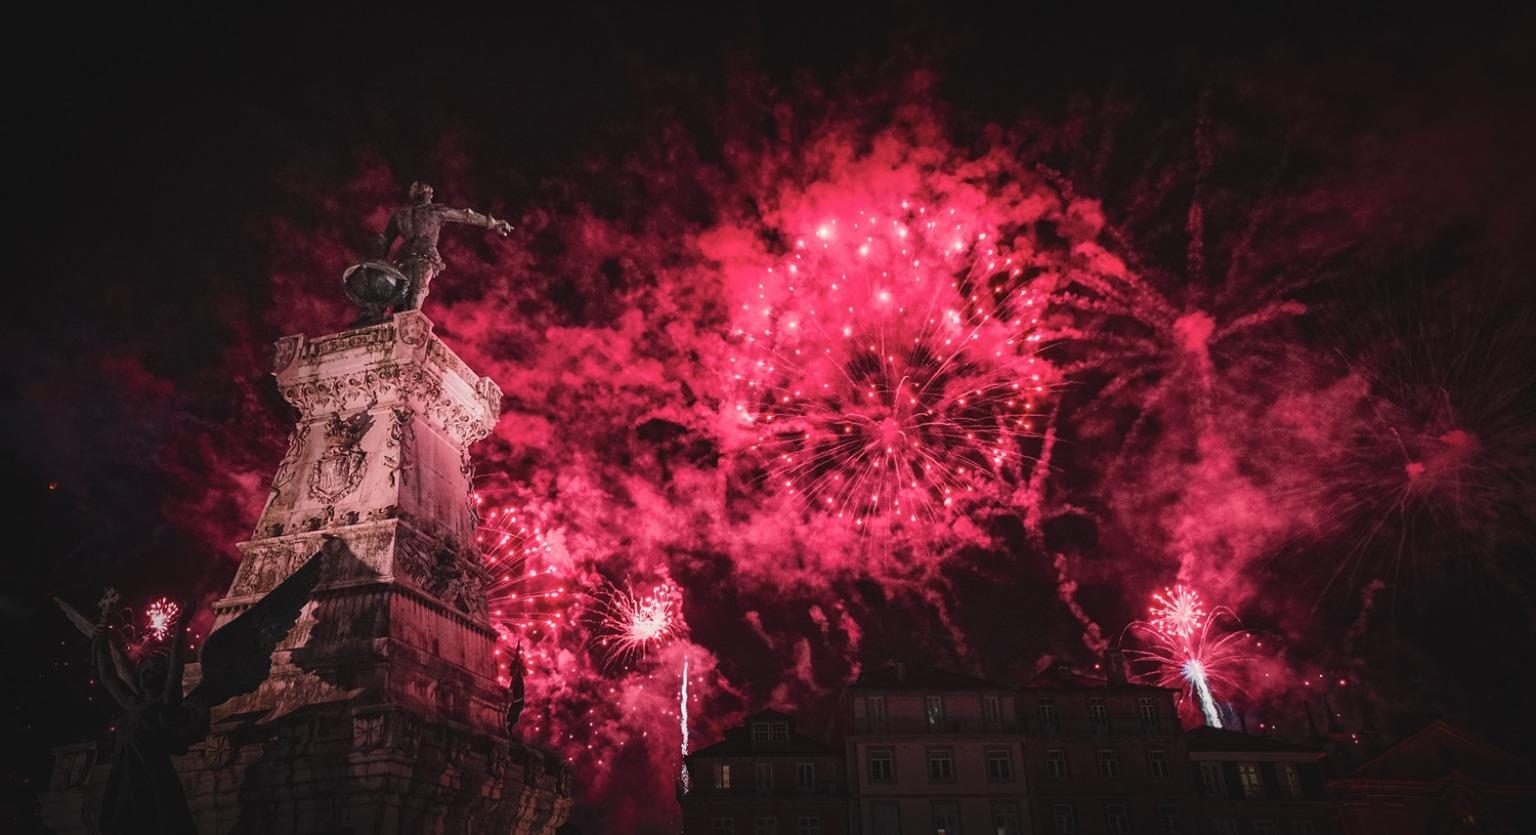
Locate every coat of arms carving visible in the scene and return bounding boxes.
[308,411,375,503]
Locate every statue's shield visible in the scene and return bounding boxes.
[310,447,367,503]
[342,260,409,307]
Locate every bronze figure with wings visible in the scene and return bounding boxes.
[58,540,333,834]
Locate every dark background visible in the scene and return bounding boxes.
[4,3,1534,830]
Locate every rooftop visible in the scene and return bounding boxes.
[851,662,1012,692]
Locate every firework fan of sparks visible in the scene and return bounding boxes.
[1126,590,1252,727]
[475,500,571,683]
[1149,584,1206,640]
[729,200,1055,533]
[144,597,179,643]
[591,578,685,668]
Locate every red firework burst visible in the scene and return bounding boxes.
[729,200,1055,531]
[144,597,179,643]
[1125,589,1252,727]
[475,502,571,683]
[1149,585,1206,640]
[592,578,684,668]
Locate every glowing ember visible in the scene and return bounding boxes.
[144,598,179,642]
[730,200,1054,531]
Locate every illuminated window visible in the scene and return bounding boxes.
[1148,748,1171,779]
[1045,749,1068,778]
[869,749,895,783]
[1097,749,1121,779]
[796,762,814,790]
[713,764,731,789]
[927,747,955,782]
[1105,803,1130,835]
[1238,763,1263,798]
[925,695,946,727]
[986,748,1014,782]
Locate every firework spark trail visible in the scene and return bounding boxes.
[729,198,1057,535]
[475,502,572,683]
[1126,587,1252,727]
[678,654,691,795]
[144,598,179,642]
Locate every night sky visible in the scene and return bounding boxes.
[4,5,1534,831]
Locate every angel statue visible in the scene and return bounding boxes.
[341,181,513,326]
[56,542,328,834]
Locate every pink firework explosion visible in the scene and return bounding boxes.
[144,598,179,643]
[592,578,685,668]
[1149,585,1206,640]
[1126,590,1253,728]
[729,200,1055,532]
[475,502,572,684]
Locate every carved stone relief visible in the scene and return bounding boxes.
[308,411,374,503]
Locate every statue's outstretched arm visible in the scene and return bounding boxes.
[439,206,512,236]
[93,626,136,708]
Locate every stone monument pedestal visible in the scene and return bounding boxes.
[43,312,572,834]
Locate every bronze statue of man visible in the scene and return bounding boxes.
[345,181,511,324]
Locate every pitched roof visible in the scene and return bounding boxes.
[852,662,1011,691]
[1341,720,1536,785]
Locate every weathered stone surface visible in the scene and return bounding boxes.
[43,311,571,834]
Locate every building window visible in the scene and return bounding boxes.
[711,819,735,835]
[1052,802,1077,835]
[751,722,770,743]
[1148,748,1171,778]
[927,747,955,782]
[754,817,777,835]
[1105,803,1130,835]
[1089,697,1109,731]
[1037,699,1059,732]
[713,764,732,790]
[1292,822,1315,835]
[869,748,895,783]
[755,763,773,794]
[1045,749,1068,778]
[991,802,1022,835]
[796,817,820,835]
[986,748,1014,782]
[1279,763,1302,798]
[925,695,946,727]
[770,721,789,741]
[1238,762,1263,798]
[1199,761,1224,796]
[1213,820,1237,835]
[1157,804,1180,835]
[796,762,815,790]
[1137,697,1158,731]
[867,696,887,729]
[1097,748,1121,778]
[983,695,1002,725]
[932,801,960,835]
[1253,821,1277,835]
[872,802,901,835]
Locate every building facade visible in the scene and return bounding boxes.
[1018,657,1195,835]
[1186,726,1334,835]
[848,663,1030,835]
[681,709,850,835]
